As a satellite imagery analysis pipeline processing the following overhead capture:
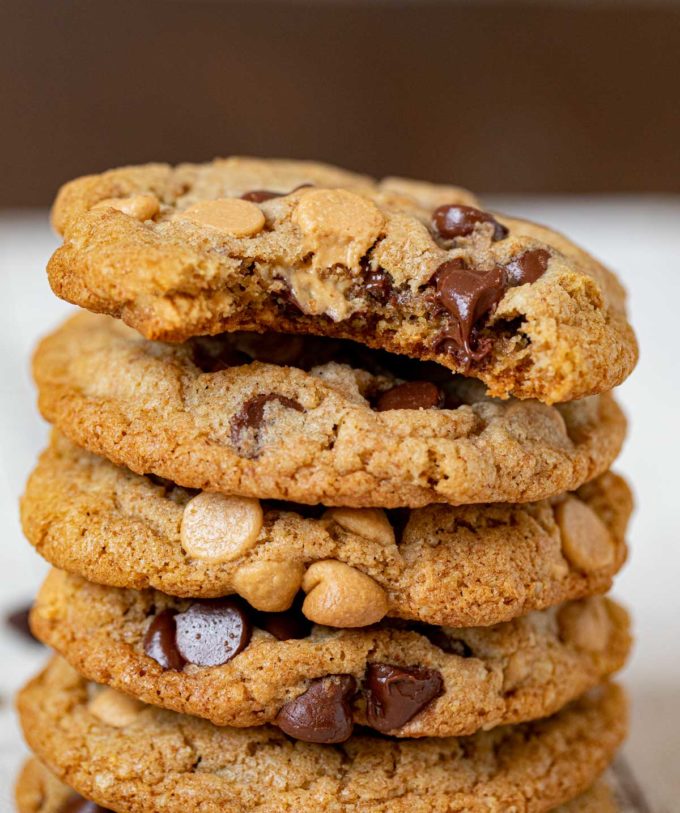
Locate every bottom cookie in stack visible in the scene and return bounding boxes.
[14,759,620,813]
[17,658,626,813]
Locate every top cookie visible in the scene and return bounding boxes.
[15,758,619,813]
[48,157,637,404]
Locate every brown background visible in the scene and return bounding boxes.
[2,0,680,206]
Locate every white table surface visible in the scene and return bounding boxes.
[1,198,678,810]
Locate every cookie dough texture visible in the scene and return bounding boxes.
[31,569,631,736]
[32,313,627,508]
[17,659,627,813]
[22,435,631,627]
[14,759,618,813]
[47,157,638,404]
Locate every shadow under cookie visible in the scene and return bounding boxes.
[14,757,620,813]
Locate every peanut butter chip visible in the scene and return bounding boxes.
[292,188,385,271]
[180,492,263,563]
[325,508,395,547]
[556,497,616,572]
[301,560,388,628]
[88,687,144,728]
[558,598,611,652]
[177,198,265,237]
[93,194,160,221]
[233,560,305,612]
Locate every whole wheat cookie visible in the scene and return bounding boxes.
[47,157,638,404]
[22,434,631,628]
[30,569,630,739]
[32,314,627,508]
[14,759,619,813]
[17,658,627,812]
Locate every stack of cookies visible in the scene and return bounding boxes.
[15,158,638,812]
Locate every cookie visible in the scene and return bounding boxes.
[32,313,626,508]
[22,434,631,628]
[17,658,627,812]
[47,157,638,404]
[14,759,619,813]
[30,568,630,738]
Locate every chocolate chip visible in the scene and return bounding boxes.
[143,610,185,671]
[375,381,445,411]
[174,598,252,667]
[6,603,40,644]
[230,393,305,457]
[363,267,393,304]
[365,663,444,732]
[432,204,508,242]
[276,675,356,743]
[241,183,312,203]
[504,248,550,285]
[60,795,113,813]
[432,262,506,365]
[241,190,282,203]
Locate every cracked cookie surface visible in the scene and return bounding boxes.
[48,157,637,404]
[14,758,619,813]
[32,314,627,508]
[17,658,627,813]
[31,569,630,738]
[22,434,631,627]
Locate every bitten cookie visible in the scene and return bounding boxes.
[31,569,631,739]
[14,758,619,813]
[32,314,626,508]
[22,434,632,628]
[17,658,627,812]
[47,157,638,404]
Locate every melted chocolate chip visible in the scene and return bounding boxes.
[363,267,393,304]
[375,381,445,411]
[230,393,305,456]
[504,248,551,285]
[174,598,252,667]
[429,245,550,368]
[241,190,282,203]
[241,183,313,203]
[432,204,508,242]
[60,794,113,813]
[143,610,185,671]
[433,262,506,364]
[276,675,356,743]
[365,663,444,732]
[6,603,39,644]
